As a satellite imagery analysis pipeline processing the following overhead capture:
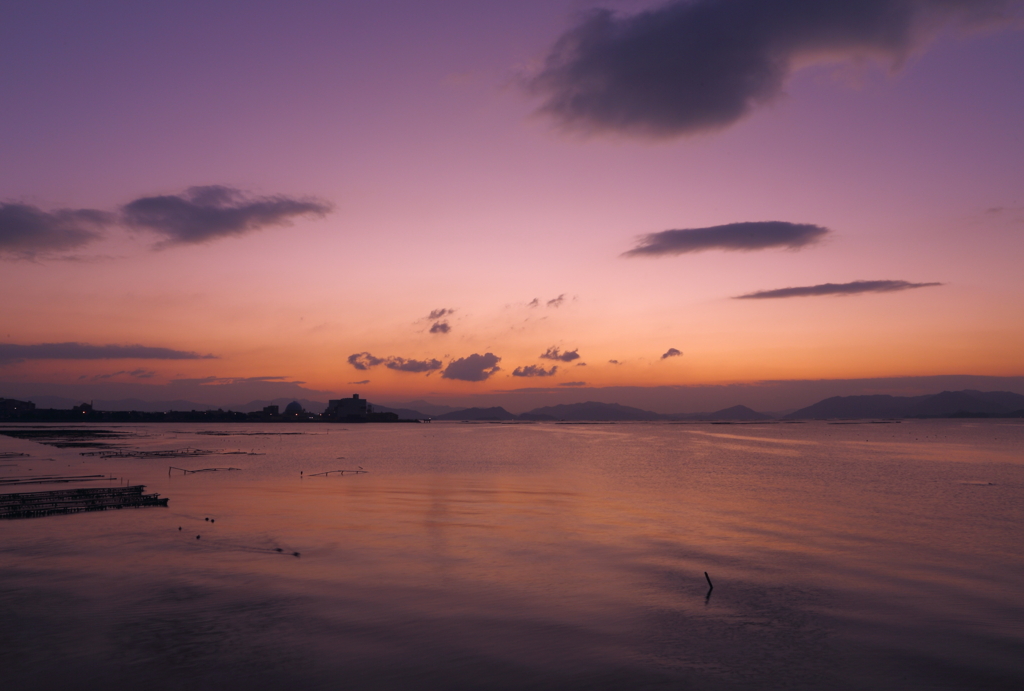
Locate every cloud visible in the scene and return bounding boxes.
[624,221,828,257]
[93,369,157,380]
[430,321,451,334]
[661,348,682,359]
[527,298,540,308]
[540,346,581,362]
[348,380,371,385]
[0,203,114,258]
[560,381,588,387]
[547,294,566,307]
[348,352,442,373]
[122,185,332,246]
[528,0,1016,137]
[513,365,558,377]
[608,359,621,364]
[169,375,292,386]
[735,279,943,299]
[428,308,454,320]
[0,342,215,364]
[385,357,443,373]
[441,353,502,382]
[347,352,385,371]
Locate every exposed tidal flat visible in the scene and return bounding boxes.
[1,420,1022,690]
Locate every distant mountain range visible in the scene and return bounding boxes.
[8,390,1023,421]
[783,390,1024,419]
[387,392,1024,421]
[426,402,774,422]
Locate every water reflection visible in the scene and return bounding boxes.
[1,420,1022,690]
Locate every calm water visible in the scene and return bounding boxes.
[1,420,1022,690]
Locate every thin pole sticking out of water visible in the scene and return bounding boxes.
[705,572,713,590]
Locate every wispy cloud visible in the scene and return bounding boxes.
[0,342,215,364]
[92,368,157,380]
[122,185,332,246]
[735,280,943,299]
[512,365,558,377]
[430,321,451,334]
[529,0,1015,137]
[427,308,454,320]
[441,353,501,382]
[661,348,682,359]
[527,298,541,308]
[560,381,587,387]
[0,203,114,259]
[540,346,581,362]
[547,294,566,308]
[348,380,370,385]
[624,222,828,257]
[169,375,291,386]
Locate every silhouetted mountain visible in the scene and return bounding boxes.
[380,400,463,417]
[698,405,773,421]
[906,391,1007,417]
[662,404,773,421]
[372,405,431,420]
[521,401,661,421]
[960,390,1024,410]
[785,390,1024,419]
[435,407,517,421]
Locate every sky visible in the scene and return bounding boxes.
[2,0,1023,412]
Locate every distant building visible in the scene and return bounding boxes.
[0,398,35,413]
[326,394,371,418]
[73,402,94,415]
[263,405,279,415]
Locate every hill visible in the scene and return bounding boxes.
[434,406,518,421]
[378,400,463,416]
[695,404,773,421]
[372,405,431,420]
[785,390,1024,419]
[520,401,662,421]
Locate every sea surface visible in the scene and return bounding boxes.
[1,419,1022,690]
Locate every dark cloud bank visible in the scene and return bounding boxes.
[736,279,942,299]
[0,342,214,364]
[530,0,1017,137]
[0,204,114,257]
[442,353,501,382]
[1,186,331,257]
[123,186,332,245]
[625,221,828,256]
[90,369,156,380]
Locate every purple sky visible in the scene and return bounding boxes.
[2,1,1023,411]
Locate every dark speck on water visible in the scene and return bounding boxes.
[1,419,1022,691]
